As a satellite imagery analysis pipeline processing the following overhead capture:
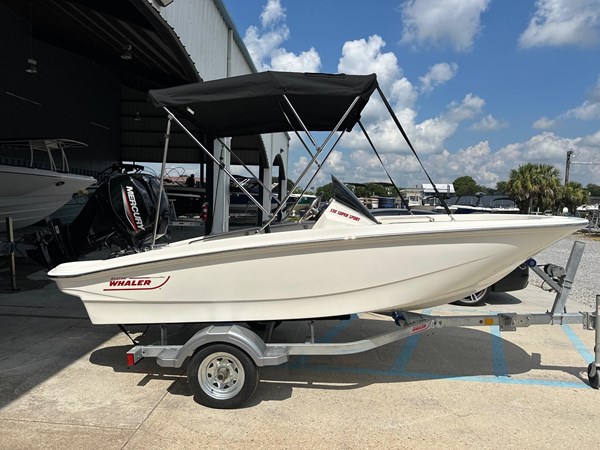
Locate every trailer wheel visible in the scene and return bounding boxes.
[587,363,599,389]
[187,344,259,409]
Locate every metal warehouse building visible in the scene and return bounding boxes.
[0,0,289,233]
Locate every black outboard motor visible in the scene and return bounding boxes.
[28,174,170,268]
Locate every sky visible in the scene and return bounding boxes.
[212,0,600,190]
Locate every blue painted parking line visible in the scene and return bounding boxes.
[319,314,357,343]
[561,324,594,364]
[391,308,432,372]
[279,309,593,389]
[276,364,588,389]
[490,326,508,377]
[289,314,357,368]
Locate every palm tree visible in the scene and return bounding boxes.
[559,182,589,214]
[532,164,561,213]
[506,163,561,213]
[507,163,536,213]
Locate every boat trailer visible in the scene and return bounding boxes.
[126,240,600,409]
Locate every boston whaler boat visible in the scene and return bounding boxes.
[44,72,600,410]
[48,71,587,325]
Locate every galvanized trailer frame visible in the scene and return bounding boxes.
[126,241,600,408]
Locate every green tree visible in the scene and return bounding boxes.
[507,164,534,213]
[533,164,561,212]
[453,176,478,196]
[506,163,561,213]
[348,183,387,198]
[452,176,491,196]
[586,183,600,197]
[315,182,333,201]
[495,180,508,194]
[558,182,589,214]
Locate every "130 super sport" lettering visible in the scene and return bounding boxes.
[329,208,361,222]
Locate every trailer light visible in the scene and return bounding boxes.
[127,353,135,366]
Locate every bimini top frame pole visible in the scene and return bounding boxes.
[258,94,362,232]
[156,92,362,234]
[375,86,454,217]
[151,114,173,249]
[162,107,271,219]
[214,136,282,209]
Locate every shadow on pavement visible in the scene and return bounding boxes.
[86,317,592,408]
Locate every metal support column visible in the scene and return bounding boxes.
[5,217,17,291]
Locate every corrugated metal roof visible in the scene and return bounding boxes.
[0,0,276,167]
[0,0,200,88]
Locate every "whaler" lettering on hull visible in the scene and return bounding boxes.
[103,276,170,291]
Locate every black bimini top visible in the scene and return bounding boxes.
[148,71,379,137]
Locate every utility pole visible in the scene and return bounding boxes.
[565,150,574,184]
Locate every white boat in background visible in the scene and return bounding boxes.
[0,139,96,232]
[576,204,599,214]
[286,193,318,217]
[46,71,587,325]
[435,194,520,214]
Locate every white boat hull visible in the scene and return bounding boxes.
[48,213,586,325]
[0,165,96,231]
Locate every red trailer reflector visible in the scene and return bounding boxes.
[127,353,135,366]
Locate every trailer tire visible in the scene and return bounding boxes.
[187,344,259,409]
[587,363,599,389]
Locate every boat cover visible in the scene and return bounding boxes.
[148,71,378,137]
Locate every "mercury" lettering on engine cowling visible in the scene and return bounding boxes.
[124,185,145,231]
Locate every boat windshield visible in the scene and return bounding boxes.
[331,175,379,224]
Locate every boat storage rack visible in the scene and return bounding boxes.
[126,240,600,409]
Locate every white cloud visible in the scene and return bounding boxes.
[290,150,351,187]
[519,0,600,48]
[290,126,600,189]
[425,141,500,186]
[533,116,556,129]
[445,93,485,122]
[414,132,588,188]
[390,78,418,111]
[243,25,289,71]
[563,74,600,120]
[516,132,579,160]
[338,35,401,90]
[470,114,508,131]
[420,62,459,93]
[260,0,286,27]
[343,93,485,157]
[400,0,492,52]
[337,35,417,114]
[270,47,321,72]
[581,129,600,146]
[240,1,600,190]
[242,0,321,72]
